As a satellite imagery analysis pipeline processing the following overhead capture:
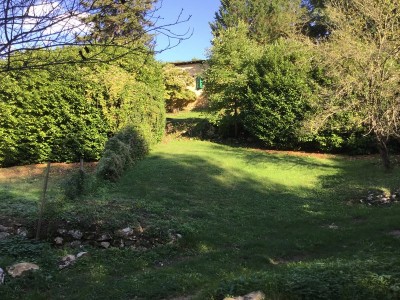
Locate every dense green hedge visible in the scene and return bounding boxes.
[0,49,165,167]
[242,41,314,149]
[0,66,108,166]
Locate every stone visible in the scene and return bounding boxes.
[59,254,76,269]
[328,223,339,230]
[76,252,88,259]
[68,230,83,240]
[70,240,82,248]
[388,230,400,238]
[57,229,67,235]
[0,225,12,232]
[54,237,63,245]
[17,228,28,237]
[224,291,265,300]
[100,242,110,249]
[0,232,10,240]
[0,267,5,284]
[243,291,265,300]
[7,263,39,277]
[176,233,183,239]
[135,224,144,234]
[115,227,133,237]
[97,234,112,242]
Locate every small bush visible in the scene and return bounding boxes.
[116,126,149,161]
[96,126,150,181]
[62,170,99,200]
[63,170,86,200]
[96,150,126,182]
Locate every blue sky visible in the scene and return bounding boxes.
[154,0,221,62]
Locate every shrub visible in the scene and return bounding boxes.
[0,48,165,167]
[242,40,315,149]
[163,63,197,112]
[96,126,149,181]
[0,67,108,166]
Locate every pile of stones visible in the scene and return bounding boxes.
[359,188,400,206]
[0,224,29,240]
[52,225,182,250]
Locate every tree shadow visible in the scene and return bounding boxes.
[3,145,400,299]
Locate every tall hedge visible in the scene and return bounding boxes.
[242,40,315,149]
[0,49,165,167]
[0,66,108,166]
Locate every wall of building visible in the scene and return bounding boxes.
[173,60,208,109]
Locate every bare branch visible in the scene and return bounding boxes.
[0,0,192,72]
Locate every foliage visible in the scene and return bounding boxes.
[309,0,400,168]
[0,65,109,167]
[0,48,165,167]
[204,22,262,137]
[0,0,191,72]
[2,139,400,298]
[162,64,197,112]
[242,40,316,148]
[62,170,99,200]
[96,126,149,181]
[211,0,305,43]
[0,236,51,261]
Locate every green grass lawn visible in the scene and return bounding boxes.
[1,139,400,299]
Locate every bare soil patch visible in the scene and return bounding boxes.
[0,162,97,182]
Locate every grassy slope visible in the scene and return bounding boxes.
[1,139,400,299]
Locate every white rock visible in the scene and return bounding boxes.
[0,267,5,284]
[61,254,76,262]
[17,228,28,237]
[70,240,82,248]
[76,252,88,259]
[115,227,133,237]
[176,233,183,239]
[100,242,110,249]
[59,254,76,270]
[0,232,10,239]
[97,234,111,242]
[54,237,64,245]
[243,291,265,300]
[68,230,83,240]
[57,229,67,235]
[7,263,39,277]
[224,291,265,300]
[0,225,12,232]
[328,223,339,230]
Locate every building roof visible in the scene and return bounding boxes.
[172,59,206,66]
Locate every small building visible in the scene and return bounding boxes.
[172,60,208,109]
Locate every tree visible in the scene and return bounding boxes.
[162,63,196,112]
[0,0,191,72]
[210,0,305,44]
[311,0,400,169]
[0,47,166,167]
[204,22,262,137]
[242,40,316,148]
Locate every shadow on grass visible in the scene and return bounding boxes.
[2,143,400,299]
[74,147,399,299]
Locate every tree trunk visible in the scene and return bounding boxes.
[376,137,391,170]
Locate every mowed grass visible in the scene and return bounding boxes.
[1,139,400,299]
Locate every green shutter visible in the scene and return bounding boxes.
[196,76,203,90]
